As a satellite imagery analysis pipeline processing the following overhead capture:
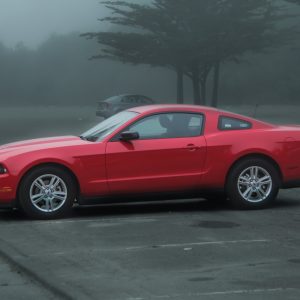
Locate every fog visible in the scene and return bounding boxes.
[0,0,106,48]
[0,0,300,143]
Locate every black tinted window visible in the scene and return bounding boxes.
[127,113,204,140]
[219,116,252,130]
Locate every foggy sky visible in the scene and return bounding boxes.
[0,0,108,48]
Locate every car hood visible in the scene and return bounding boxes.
[0,136,86,157]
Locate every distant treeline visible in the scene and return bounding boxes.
[0,32,300,106]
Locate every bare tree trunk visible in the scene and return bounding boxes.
[192,66,202,105]
[176,66,184,104]
[200,65,211,106]
[200,79,207,105]
[212,61,220,107]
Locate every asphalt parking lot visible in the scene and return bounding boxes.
[0,189,300,300]
[0,105,300,299]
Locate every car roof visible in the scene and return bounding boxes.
[129,104,219,113]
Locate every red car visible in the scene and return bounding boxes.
[0,104,300,219]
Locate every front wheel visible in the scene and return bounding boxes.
[226,158,280,209]
[18,166,76,219]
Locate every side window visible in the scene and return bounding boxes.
[219,116,252,130]
[128,115,167,139]
[125,113,204,140]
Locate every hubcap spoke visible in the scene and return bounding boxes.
[257,187,266,199]
[34,182,44,190]
[254,167,258,179]
[243,187,253,199]
[50,176,61,189]
[238,181,248,185]
[240,176,249,181]
[32,193,44,200]
[45,199,50,211]
[33,195,44,204]
[258,176,271,184]
[53,193,66,202]
[37,178,46,188]
[49,199,54,211]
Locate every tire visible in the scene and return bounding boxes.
[226,158,280,209]
[18,166,76,219]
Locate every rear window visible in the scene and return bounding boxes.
[219,116,252,130]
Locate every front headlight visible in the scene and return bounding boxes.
[0,164,8,174]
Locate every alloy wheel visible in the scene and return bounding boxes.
[237,166,272,203]
[29,174,68,213]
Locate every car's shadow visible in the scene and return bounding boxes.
[0,195,300,221]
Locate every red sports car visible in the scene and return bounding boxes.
[0,104,299,219]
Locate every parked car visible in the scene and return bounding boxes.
[96,94,155,118]
[1,104,300,219]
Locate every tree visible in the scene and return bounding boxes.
[83,0,218,104]
[83,1,195,104]
[190,0,293,106]
[285,0,300,3]
[83,0,293,106]
[82,31,187,103]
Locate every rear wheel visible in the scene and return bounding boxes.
[226,158,280,209]
[18,166,76,219]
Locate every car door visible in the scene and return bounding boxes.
[105,112,207,194]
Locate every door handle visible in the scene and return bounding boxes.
[186,144,200,151]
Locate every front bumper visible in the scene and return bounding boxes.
[0,174,16,206]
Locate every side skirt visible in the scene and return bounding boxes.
[77,189,225,206]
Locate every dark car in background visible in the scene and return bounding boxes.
[96,94,155,118]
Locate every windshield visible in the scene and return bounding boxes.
[80,111,138,142]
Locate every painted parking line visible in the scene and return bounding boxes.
[87,218,157,227]
[0,216,159,226]
[125,239,271,251]
[38,216,158,225]
[127,288,298,300]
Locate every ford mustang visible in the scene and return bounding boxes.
[0,104,300,219]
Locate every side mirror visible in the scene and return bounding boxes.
[120,131,139,141]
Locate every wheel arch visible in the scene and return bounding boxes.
[225,153,283,188]
[17,162,80,202]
